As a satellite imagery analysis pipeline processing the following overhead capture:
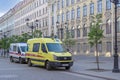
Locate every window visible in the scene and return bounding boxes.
[57,14,60,22]
[62,13,64,22]
[77,26,80,37]
[106,19,111,34]
[77,7,80,18]
[77,43,80,52]
[71,9,75,20]
[118,4,120,7]
[77,0,80,2]
[106,42,111,52]
[106,0,111,10]
[52,16,54,25]
[90,46,94,52]
[118,41,120,53]
[83,25,87,37]
[33,43,40,52]
[41,44,47,52]
[46,43,65,53]
[117,17,120,33]
[52,4,54,12]
[62,0,64,8]
[39,20,41,28]
[66,11,70,21]
[97,43,102,52]
[83,5,87,17]
[83,43,87,53]
[66,0,69,6]
[57,0,60,10]
[13,46,17,52]
[117,0,120,7]
[71,0,75,4]
[90,3,94,15]
[97,0,102,13]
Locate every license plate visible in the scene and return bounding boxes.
[62,64,68,66]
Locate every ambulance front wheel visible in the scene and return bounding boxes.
[28,59,32,67]
[45,61,51,70]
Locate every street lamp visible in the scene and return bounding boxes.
[56,21,63,40]
[110,0,120,73]
[25,18,38,38]
[64,22,69,39]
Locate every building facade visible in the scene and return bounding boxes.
[0,9,14,38]
[14,0,49,36]
[0,0,120,56]
[48,0,120,56]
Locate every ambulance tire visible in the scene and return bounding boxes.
[45,61,51,70]
[28,59,32,67]
[19,57,23,64]
[10,56,14,62]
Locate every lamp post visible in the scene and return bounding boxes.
[110,0,120,73]
[64,22,68,39]
[56,21,63,40]
[25,18,38,38]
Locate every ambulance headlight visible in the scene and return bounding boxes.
[53,55,57,60]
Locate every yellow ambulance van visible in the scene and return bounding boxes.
[25,38,73,70]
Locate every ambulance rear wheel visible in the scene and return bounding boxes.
[28,59,32,67]
[19,57,23,64]
[45,61,51,70]
[10,56,14,62]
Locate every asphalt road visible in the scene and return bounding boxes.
[0,57,107,80]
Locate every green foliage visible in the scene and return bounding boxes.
[33,30,42,38]
[88,14,104,70]
[88,14,104,47]
[63,29,76,49]
[0,30,42,49]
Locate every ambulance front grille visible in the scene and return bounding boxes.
[57,57,72,60]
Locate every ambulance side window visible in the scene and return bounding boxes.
[41,44,47,53]
[33,43,40,52]
[18,47,21,53]
[13,46,17,52]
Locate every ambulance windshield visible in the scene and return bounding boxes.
[46,43,66,53]
[20,46,28,52]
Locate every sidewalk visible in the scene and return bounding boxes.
[70,55,120,80]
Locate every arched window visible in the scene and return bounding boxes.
[83,24,87,37]
[106,19,111,34]
[117,17,120,33]
[77,26,80,37]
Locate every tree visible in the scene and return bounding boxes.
[63,29,76,53]
[33,30,42,38]
[88,14,104,70]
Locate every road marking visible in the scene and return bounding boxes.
[0,75,18,78]
[0,68,32,71]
